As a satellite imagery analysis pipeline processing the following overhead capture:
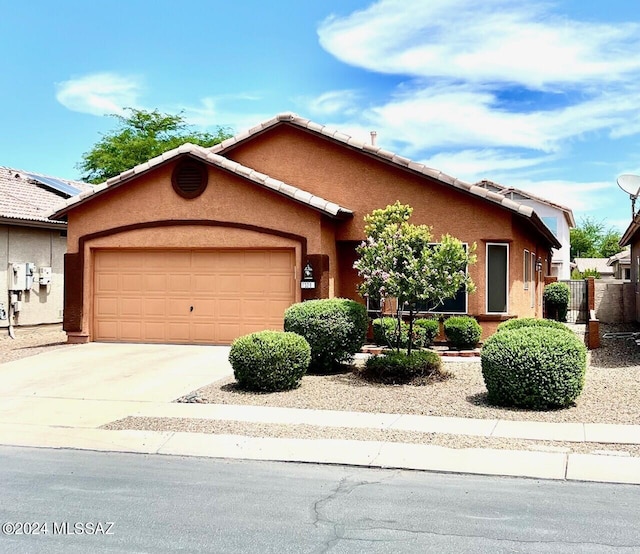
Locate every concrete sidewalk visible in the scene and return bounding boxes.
[0,343,639,485]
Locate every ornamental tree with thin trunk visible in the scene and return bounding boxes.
[354,201,476,354]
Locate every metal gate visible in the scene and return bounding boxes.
[558,280,587,323]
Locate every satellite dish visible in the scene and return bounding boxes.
[617,174,640,217]
[617,174,640,197]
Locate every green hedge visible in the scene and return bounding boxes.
[284,298,367,372]
[229,331,311,392]
[372,317,440,348]
[443,316,481,349]
[543,282,570,322]
[372,317,409,348]
[362,350,445,385]
[481,327,587,409]
[496,318,571,333]
[414,318,440,346]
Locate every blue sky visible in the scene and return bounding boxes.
[2,0,640,231]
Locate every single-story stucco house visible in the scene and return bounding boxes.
[50,113,560,345]
[0,166,91,329]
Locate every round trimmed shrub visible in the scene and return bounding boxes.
[443,316,481,349]
[414,318,440,347]
[481,327,587,409]
[372,317,439,348]
[372,317,409,348]
[284,298,367,372]
[229,331,310,392]
[362,350,445,385]
[497,318,571,334]
[544,282,570,322]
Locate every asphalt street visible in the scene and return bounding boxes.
[0,445,638,553]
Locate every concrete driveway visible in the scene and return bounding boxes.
[0,343,232,429]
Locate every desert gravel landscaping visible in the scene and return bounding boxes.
[105,323,640,457]
[3,322,639,456]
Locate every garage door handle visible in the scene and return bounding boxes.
[190,306,194,312]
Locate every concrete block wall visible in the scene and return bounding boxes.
[594,280,635,324]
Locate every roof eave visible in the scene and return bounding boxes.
[620,215,640,247]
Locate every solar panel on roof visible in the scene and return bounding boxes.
[26,173,82,197]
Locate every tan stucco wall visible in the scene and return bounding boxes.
[0,224,66,327]
[67,163,328,255]
[64,126,557,342]
[227,125,552,329]
[65,160,339,340]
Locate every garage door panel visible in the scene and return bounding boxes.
[192,299,215,316]
[242,275,267,294]
[143,298,166,317]
[95,297,118,317]
[167,299,192,318]
[95,274,119,293]
[168,273,192,293]
[120,274,143,293]
[94,249,295,344]
[191,323,215,342]
[143,322,166,341]
[216,274,242,294]
[144,274,167,292]
[268,274,295,294]
[95,251,120,270]
[167,322,190,341]
[118,255,144,270]
[217,324,242,344]
[121,298,142,316]
[94,320,118,340]
[120,321,142,341]
[218,298,241,317]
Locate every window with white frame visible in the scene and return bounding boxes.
[487,243,509,314]
[524,249,530,291]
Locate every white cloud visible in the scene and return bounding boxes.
[305,90,361,116]
[56,73,142,116]
[318,0,640,88]
[422,149,553,179]
[352,84,640,155]
[505,179,615,212]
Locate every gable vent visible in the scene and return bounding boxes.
[172,159,208,199]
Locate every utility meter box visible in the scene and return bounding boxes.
[9,263,26,291]
[25,262,35,289]
[39,267,52,286]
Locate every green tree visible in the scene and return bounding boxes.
[77,108,232,183]
[354,201,476,354]
[570,216,623,259]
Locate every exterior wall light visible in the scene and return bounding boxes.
[301,261,316,289]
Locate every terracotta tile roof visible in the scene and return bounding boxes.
[49,143,353,220]
[210,113,560,249]
[0,166,91,226]
[476,179,576,228]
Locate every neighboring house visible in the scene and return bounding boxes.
[50,113,560,345]
[0,167,91,328]
[573,257,615,279]
[607,249,631,280]
[476,180,575,280]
